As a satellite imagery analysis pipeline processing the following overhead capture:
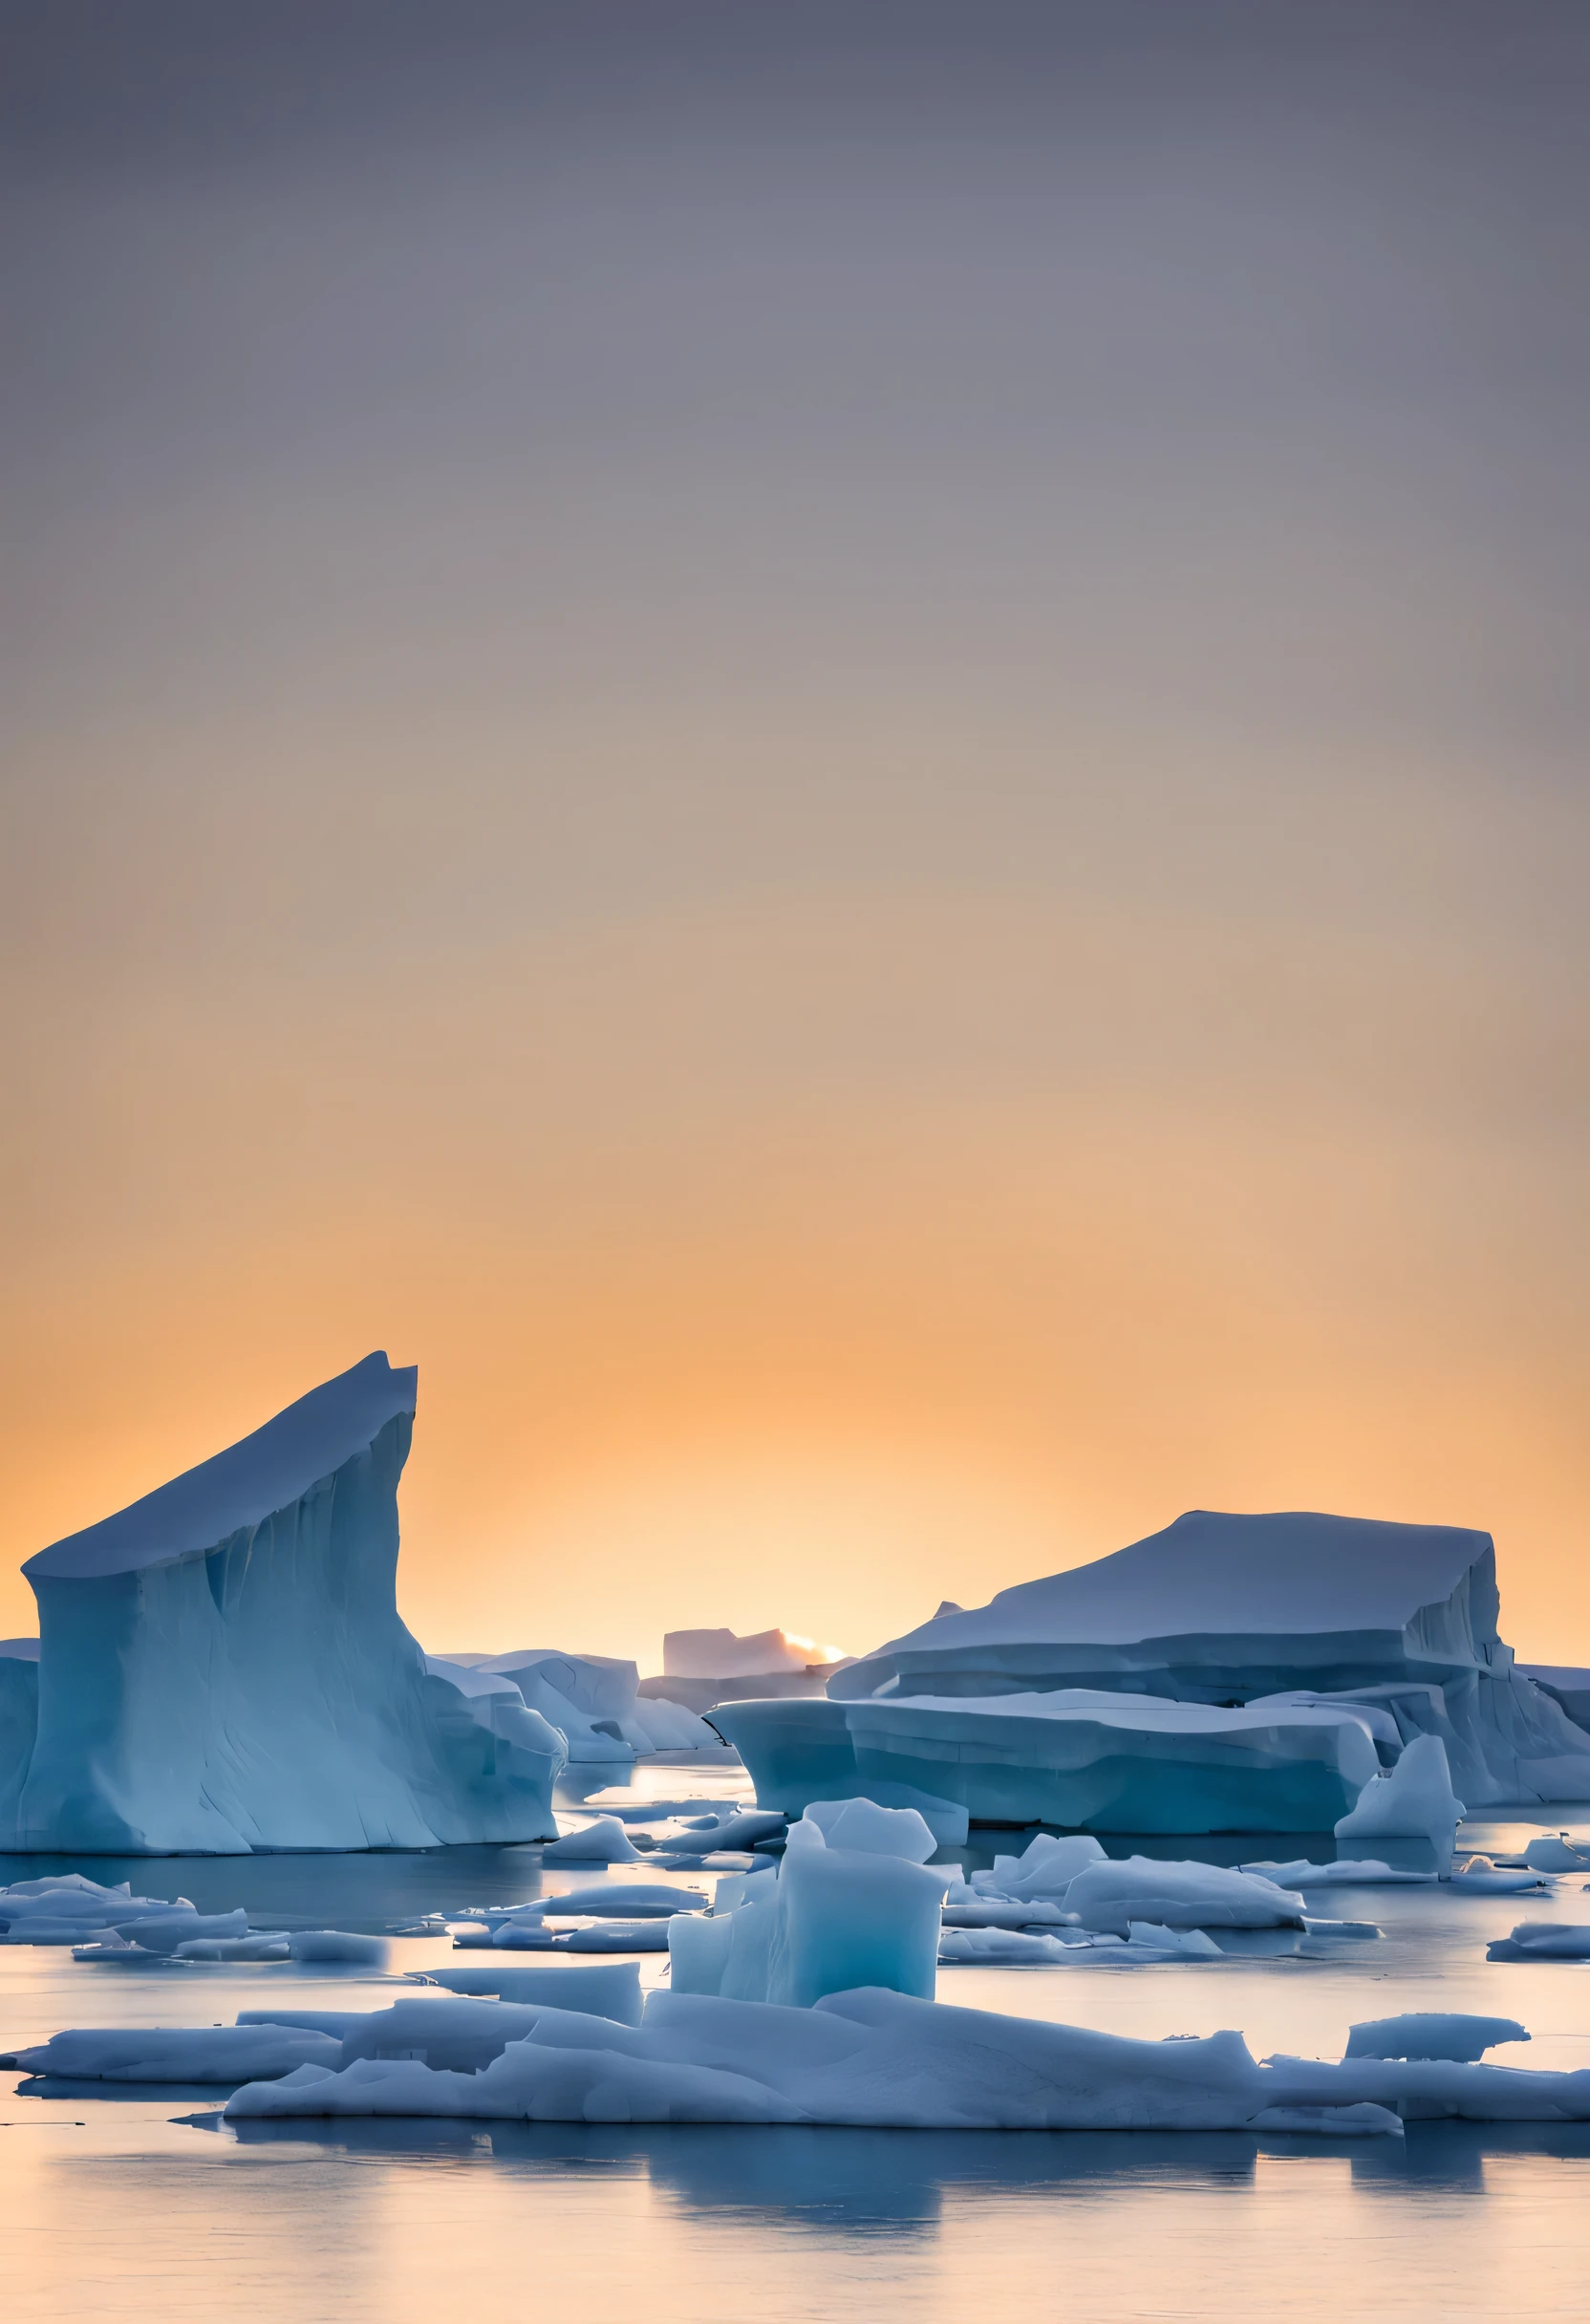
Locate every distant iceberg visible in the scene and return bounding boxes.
[1,1353,566,1852]
[812,1511,1590,1817]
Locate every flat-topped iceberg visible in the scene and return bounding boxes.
[823,1511,1590,1811]
[2,1353,566,1852]
[712,1689,1382,1834]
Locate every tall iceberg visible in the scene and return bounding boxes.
[4,1353,566,1852]
[824,1511,1590,1811]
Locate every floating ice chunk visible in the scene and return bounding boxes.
[287,1931,390,1966]
[1450,1858,1552,1894]
[5,1916,119,1946]
[937,1927,1085,1964]
[387,1914,449,1936]
[549,1922,673,1951]
[540,1816,642,1865]
[1239,1859,1435,1885]
[173,1933,292,1961]
[1488,1921,1590,1961]
[409,1962,643,2021]
[1,2024,341,2081]
[939,1885,1076,1930]
[115,1909,246,1955]
[992,1834,1107,1900]
[1524,1833,1590,1872]
[798,1798,937,1863]
[655,1813,788,1858]
[1344,2012,1529,2062]
[1333,1735,1465,1862]
[519,1883,707,1919]
[486,1922,557,1948]
[1064,1858,1305,1935]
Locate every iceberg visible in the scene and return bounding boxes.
[1343,2013,1528,2062]
[713,1689,1382,1835]
[4,1354,567,1852]
[636,1626,851,1717]
[1333,1734,1465,1864]
[824,1510,1590,1811]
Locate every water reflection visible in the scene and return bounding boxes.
[201,2113,1590,2219]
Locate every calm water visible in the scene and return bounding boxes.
[5,1773,1590,2323]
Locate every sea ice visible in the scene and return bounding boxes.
[3,1354,567,1852]
[1333,1734,1465,1862]
[1344,2013,1528,2062]
[116,1909,247,1954]
[2,2024,341,2081]
[219,1985,1590,2129]
[540,1816,642,1864]
[1062,1858,1306,1935]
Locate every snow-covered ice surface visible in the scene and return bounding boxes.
[7,1777,1590,2322]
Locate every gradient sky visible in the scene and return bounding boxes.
[3,2,1586,1671]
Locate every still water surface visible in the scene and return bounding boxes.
[4,1772,1588,2322]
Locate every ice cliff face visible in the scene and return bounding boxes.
[826,1511,1590,1810]
[3,1354,566,1853]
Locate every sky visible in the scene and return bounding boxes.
[2,2,1586,1671]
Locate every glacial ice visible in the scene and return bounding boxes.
[1333,1734,1465,1862]
[819,1510,1590,1815]
[3,1354,567,1852]
[217,1985,1590,2128]
[1344,2013,1528,2062]
[715,1689,1382,1836]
